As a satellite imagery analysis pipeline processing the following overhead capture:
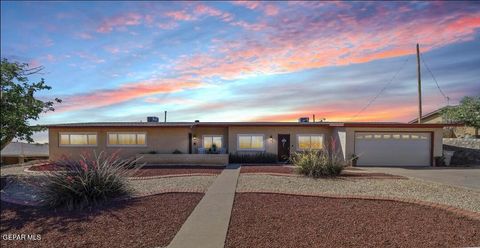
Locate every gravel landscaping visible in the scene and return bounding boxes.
[131,166,224,177]
[226,193,480,248]
[1,193,203,248]
[237,174,480,212]
[128,175,217,196]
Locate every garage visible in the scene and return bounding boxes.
[354,132,431,166]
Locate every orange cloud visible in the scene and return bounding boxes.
[57,79,204,112]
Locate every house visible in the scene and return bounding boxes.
[0,142,49,165]
[46,119,449,167]
[409,107,478,138]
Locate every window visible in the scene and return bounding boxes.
[203,135,223,149]
[108,132,146,146]
[238,134,265,151]
[59,133,97,146]
[297,134,324,150]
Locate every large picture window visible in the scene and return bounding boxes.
[238,134,265,151]
[59,133,97,146]
[297,134,324,150]
[108,133,146,146]
[203,135,223,149]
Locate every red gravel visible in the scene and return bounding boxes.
[240,166,405,179]
[1,193,203,248]
[226,193,480,248]
[131,166,224,177]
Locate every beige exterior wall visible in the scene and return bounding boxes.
[344,127,444,162]
[191,127,229,153]
[136,154,228,166]
[49,127,190,161]
[227,126,332,155]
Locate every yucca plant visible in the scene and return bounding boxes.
[291,138,345,177]
[41,151,142,210]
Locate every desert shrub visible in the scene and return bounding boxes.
[172,149,183,154]
[41,151,142,210]
[229,152,277,163]
[291,149,344,177]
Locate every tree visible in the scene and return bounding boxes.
[1,58,61,150]
[442,96,480,136]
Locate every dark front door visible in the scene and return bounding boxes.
[277,134,290,162]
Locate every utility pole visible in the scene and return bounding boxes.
[417,43,422,124]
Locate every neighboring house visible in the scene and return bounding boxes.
[0,142,49,165]
[46,119,448,167]
[409,107,478,138]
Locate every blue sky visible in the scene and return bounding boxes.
[1,1,480,142]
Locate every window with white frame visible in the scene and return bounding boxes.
[238,134,265,151]
[59,133,97,146]
[203,135,223,149]
[297,134,324,150]
[108,132,146,146]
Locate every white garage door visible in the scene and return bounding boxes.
[355,132,431,166]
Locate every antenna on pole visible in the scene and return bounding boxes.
[417,43,422,124]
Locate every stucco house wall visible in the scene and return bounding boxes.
[49,127,190,160]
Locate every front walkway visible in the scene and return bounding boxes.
[168,164,240,248]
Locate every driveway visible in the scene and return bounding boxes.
[362,166,480,190]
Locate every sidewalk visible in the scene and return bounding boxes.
[168,164,240,248]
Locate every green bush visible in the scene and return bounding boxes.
[41,151,142,210]
[291,149,344,177]
[229,152,277,163]
[172,149,183,154]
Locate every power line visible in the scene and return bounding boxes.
[421,56,450,104]
[349,56,411,121]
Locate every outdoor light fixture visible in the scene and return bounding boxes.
[269,135,273,141]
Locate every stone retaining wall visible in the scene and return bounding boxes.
[443,138,480,149]
[443,138,480,165]
[136,154,228,166]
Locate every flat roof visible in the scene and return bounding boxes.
[44,121,453,128]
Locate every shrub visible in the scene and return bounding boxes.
[229,152,277,163]
[172,149,183,154]
[41,151,142,210]
[140,150,157,154]
[291,149,344,177]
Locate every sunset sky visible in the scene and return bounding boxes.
[2,1,480,137]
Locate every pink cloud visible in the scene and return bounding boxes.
[97,12,143,33]
[232,1,260,10]
[57,79,205,112]
[264,4,279,16]
[166,10,195,21]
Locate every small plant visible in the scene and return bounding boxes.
[229,152,277,163]
[350,154,359,167]
[172,149,183,154]
[140,150,157,154]
[41,151,143,210]
[207,144,219,154]
[434,156,445,166]
[291,149,344,177]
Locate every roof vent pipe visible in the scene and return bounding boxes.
[164,111,167,122]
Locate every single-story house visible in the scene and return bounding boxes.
[46,120,450,167]
[0,142,49,165]
[409,107,478,138]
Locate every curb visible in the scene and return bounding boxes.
[240,172,407,179]
[235,190,480,221]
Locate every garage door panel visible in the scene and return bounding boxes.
[355,132,431,166]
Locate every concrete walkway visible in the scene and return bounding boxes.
[168,164,240,248]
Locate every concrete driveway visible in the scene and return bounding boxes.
[362,166,480,191]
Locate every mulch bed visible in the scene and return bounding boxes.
[240,166,405,179]
[131,166,224,177]
[0,193,203,248]
[226,193,480,248]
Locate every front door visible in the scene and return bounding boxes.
[277,134,290,162]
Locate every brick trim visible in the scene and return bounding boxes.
[236,190,480,221]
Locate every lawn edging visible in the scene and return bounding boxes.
[128,173,219,180]
[235,190,480,221]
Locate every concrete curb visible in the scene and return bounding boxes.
[240,172,407,179]
[128,173,219,180]
[235,190,480,221]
